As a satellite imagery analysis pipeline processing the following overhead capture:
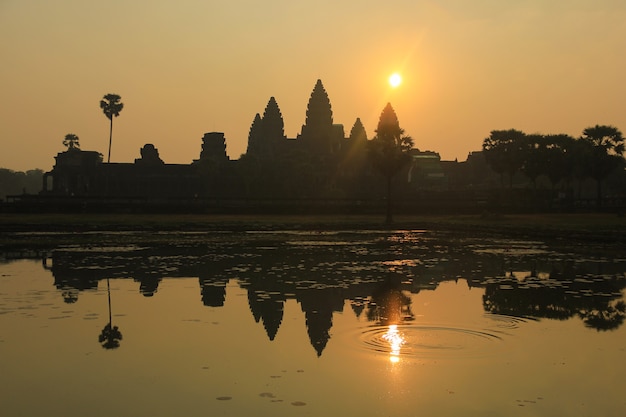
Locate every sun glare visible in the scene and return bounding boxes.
[388,73,402,88]
[382,324,405,363]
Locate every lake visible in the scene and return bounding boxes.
[1,229,625,416]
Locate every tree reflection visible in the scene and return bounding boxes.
[99,278,123,349]
[366,278,414,362]
[579,300,626,331]
[367,277,414,325]
[61,289,79,304]
[483,271,626,331]
[136,274,161,297]
[35,232,626,356]
[99,323,123,349]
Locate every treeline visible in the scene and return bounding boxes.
[482,125,626,205]
[0,168,43,200]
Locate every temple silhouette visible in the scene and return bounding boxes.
[27,79,495,213]
[4,79,624,212]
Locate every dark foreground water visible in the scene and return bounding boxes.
[1,230,625,417]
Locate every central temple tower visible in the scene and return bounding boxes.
[298,79,338,155]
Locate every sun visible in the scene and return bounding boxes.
[388,73,402,88]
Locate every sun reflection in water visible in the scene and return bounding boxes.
[382,324,405,363]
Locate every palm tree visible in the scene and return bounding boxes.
[580,125,625,207]
[98,277,123,349]
[368,103,413,224]
[543,134,576,190]
[62,133,80,150]
[99,94,124,163]
[482,129,526,188]
[519,133,546,190]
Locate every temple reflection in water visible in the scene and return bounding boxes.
[38,231,626,356]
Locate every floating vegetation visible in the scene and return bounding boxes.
[287,240,355,246]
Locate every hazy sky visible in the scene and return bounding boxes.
[1,0,625,171]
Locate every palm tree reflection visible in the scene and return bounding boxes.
[61,289,79,304]
[99,278,123,349]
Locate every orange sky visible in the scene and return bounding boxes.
[1,0,625,172]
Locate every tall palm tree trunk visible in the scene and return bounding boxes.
[107,118,113,163]
[107,277,112,325]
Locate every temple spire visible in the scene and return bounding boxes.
[262,96,286,143]
[246,97,286,157]
[246,113,263,155]
[376,103,402,139]
[349,118,367,142]
[299,79,335,155]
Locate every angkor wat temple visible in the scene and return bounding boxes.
[18,80,497,213]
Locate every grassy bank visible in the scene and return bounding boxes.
[0,211,624,228]
[1,212,625,232]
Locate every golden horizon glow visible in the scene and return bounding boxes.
[1,1,626,172]
[388,73,402,88]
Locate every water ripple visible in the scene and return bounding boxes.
[353,322,508,359]
[487,313,534,329]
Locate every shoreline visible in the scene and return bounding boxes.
[1,212,625,250]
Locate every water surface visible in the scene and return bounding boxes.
[1,230,625,416]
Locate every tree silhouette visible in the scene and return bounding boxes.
[99,323,123,349]
[366,278,414,325]
[368,103,413,224]
[482,129,526,188]
[519,133,546,190]
[565,138,594,198]
[62,133,80,150]
[543,134,576,190]
[580,125,625,207]
[579,300,626,331]
[100,93,124,163]
[98,278,122,349]
[0,168,43,200]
